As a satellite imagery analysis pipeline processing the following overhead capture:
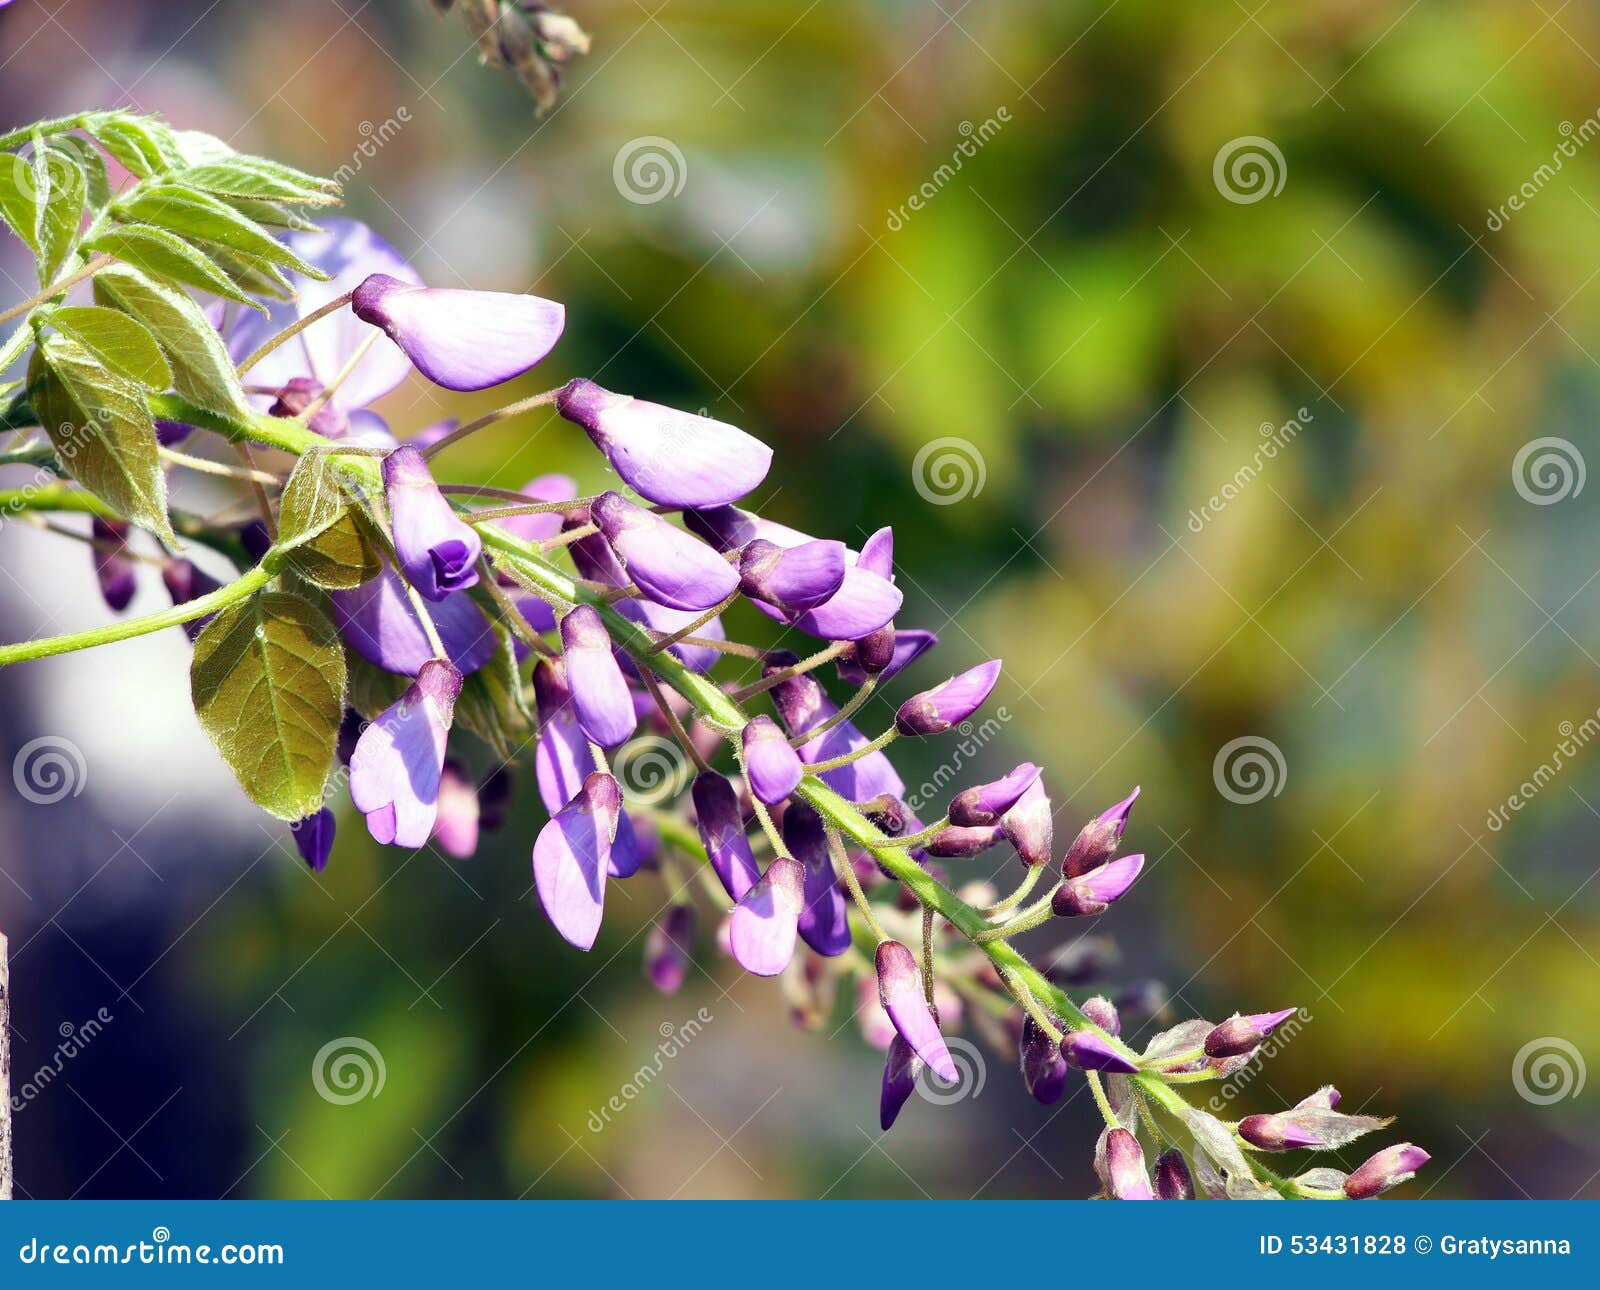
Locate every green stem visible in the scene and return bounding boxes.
[802,726,897,773]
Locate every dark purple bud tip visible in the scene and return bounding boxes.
[1203,1007,1299,1058]
[1103,1127,1155,1200]
[692,772,760,902]
[837,628,937,685]
[1238,1114,1326,1152]
[949,762,1043,828]
[924,823,1005,858]
[290,808,336,873]
[729,856,805,977]
[1002,779,1053,867]
[1081,995,1121,1037]
[591,491,738,612]
[1344,1144,1430,1199]
[858,793,912,837]
[353,272,565,392]
[560,604,636,748]
[1154,1149,1195,1200]
[741,715,804,805]
[1060,1030,1138,1074]
[876,940,958,1081]
[894,659,1002,736]
[1051,853,1145,917]
[1019,1015,1068,1105]
[644,904,696,995]
[1063,786,1140,878]
[556,378,772,508]
[739,537,847,614]
[162,559,223,640]
[91,518,136,612]
[383,444,482,601]
[880,1034,923,1131]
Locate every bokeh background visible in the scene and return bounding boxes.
[2,0,1598,1199]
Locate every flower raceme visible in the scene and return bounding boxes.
[0,171,1427,1202]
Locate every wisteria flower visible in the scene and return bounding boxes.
[349,659,462,847]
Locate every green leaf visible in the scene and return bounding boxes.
[45,305,171,390]
[0,149,44,253]
[452,629,529,759]
[84,224,264,310]
[191,589,346,820]
[92,263,250,416]
[277,453,383,589]
[52,134,112,208]
[175,158,340,207]
[28,333,176,546]
[205,245,296,302]
[116,185,326,278]
[84,113,178,177]
[36,148,87,282]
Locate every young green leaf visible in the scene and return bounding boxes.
[36,148,87,282]
[115,185,327,279]
[175,157,341,207]
[0,150,44,253]
[277,453,383,589]
[83,113,178,177]
[191,589,347,821]
[28,332,176,546]
[92,263,250,416]
[44,305,172,390]
[84,224,265,311]
[51,134,112,208]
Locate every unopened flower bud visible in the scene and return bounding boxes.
[1239,1113,1326,1151]
[1344,1144,1429,1199]
[741,715,804,805]
[1060,1030,1138,1074]
[949,763,1042,828]
[1001,779,1052,867]
[1051,853,1144,917]
[739,537,847,614]
[859,793,912,836]
[728,857,805,977]
[880,1034,922,1131]
[1019,1015,1067,1104]
[1203,1007,1298,1058]
[876,940,957,1081]
[1062,786,1139,878]
[1154,1149,1194,1199]
[924,823,1004,858]
[1081,995,1121,1037]
[894,660,1002,736]
[1101,1127,1154,1200]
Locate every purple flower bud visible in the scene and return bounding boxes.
[781,802,850,958]
[924,823,1005,858]
[859,793,913,837]
[1052,853,1145,917]
[1295,1085,1341,1111]
[332,564,497,677]
[1203,1008,1299,1058]
[1063,786,1140,878]
[772,672,906,803]
[1344,1144,1429,1199]
[837,628,937,685]
[559,605,636,748]
[949,763,1043,828]
[645,904,696,995]
[692,772,760,902]
[383,444,482,601]
[880,1034,923,1131]
[739,538,847,614]
[729,855,805,977]
[495,473,578,546]
[1154,1149,1195,1200]
[352,272,565,391]
[162,559,223,640]
[590,491,738,612]
[1102,1127,1155,1200]
[1082,995,1122,1037]
[431,760,481,859]
[532,771,621,951]
[895,659,1002,736]
[156,419,194,446]
[741,715,804,805]
[349,659,462,847]
[1238,1113,1327,1152]
[609,809,643,880]
[876,940,957,1081]
[532,658,597,813]
[91,519,136,612]
[1060,1030,1139,1074]
[1019,1015,1068,1105]
[557,379,772,508]
[290,808,336,873]
[268,376,349,440]
[1001,778,1053,867]
[789,563,902,641]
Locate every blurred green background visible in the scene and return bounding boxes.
[1,0,1597,1199]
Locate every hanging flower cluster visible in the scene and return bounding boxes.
[0,111,1426,1200]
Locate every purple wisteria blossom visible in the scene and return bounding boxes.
[533,772,621,951]
[384,444,482,600]
[349,659,462,847]
[560,605,636,748]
